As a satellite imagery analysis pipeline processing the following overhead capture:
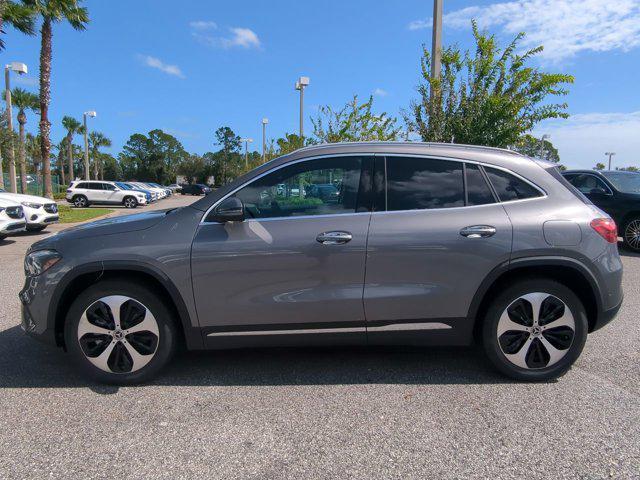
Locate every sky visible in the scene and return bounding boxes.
[4,0,640,169]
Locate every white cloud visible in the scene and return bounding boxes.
[138,55,185,79]
[408,0,640,61]
[373,88,388,97]
[192,25,261,49]
[189,20,217,30]
[533,111,640,169]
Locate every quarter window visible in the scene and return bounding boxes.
[484,167,542,201]
[233,156,370,219]
[385,157,464,211]
[465,164,495,206]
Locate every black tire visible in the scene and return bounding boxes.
[622,217,640,252]
[26,225,46,232]
[0,234,6,240]
[123,196,138,209]
[64,279,177,385]
[482,278,588,382]
[73,195,89,208]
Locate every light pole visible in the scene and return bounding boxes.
[295,76,310,139]
[83,111,96,180]
[605,152,616,171]
[4,62,28,193]
[262,118,269,163]
[430,0,443,84]
[539,134,550,159]
[240,138,253,169]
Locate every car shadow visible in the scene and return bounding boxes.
[0,325,516,393]
[618,241,640,257]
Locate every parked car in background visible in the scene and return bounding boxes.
[147,183,172,197]
[562,169,640,251]
[115,182,155,204]
[0,189,58,231]
[0,198,25,239]
[167,184,181,193]
[180,183,211,195]
[129,182,167,200]
[66,181,148,208]
[306,183,340,203]
[21,143,622,384]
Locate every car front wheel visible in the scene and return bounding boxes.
[623,217,640,251]
[64,280,177,384]
[123,196,138,209]
[482,278,588,381]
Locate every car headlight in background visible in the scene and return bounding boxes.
[24,250,61,276]
[21,202,42,209]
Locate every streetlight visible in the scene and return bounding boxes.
[605,152,616,170]
[83,111,96,180]
[240,137,253,169]
[539,134,550,159]
[430,0,443,98]
[4,61,28,193]
[295,76,310,139]
[262,118,269,163]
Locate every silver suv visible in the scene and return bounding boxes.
[66,180,148,208]
[21,143,623,384]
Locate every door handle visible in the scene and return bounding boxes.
[460,225,496,238]
[316,231,353,245]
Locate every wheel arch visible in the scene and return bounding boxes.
[469,257,602,340]
[51,261,203,351]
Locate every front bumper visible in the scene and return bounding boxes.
[0,219,26,235]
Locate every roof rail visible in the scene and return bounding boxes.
[292,141,524,157]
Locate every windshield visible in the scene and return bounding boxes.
[115,182,131,190]
[602,171,640,193]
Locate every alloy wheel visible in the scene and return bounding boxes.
[124,198,136,208]
[497,292,575,369]
[624,220,640,250]
[77,295,159,374]
[75,196,87,208]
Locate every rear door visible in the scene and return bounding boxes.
[364,156,513,344]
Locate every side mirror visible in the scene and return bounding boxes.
[211,197,244,222]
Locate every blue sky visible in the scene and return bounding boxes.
[4,0,640,169]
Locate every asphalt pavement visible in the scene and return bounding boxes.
[0,195,638,479]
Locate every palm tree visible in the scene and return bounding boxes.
[10,87,39,192]
[25,0,89,198]
[61,115,82,182]
[88,131,111,180]
[0,1,35,50]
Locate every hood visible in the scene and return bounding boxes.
[0,192,54,205]
[0,197,21,207]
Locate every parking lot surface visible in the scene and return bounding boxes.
[0,195,638,479]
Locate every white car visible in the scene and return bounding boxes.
[66,180,148,209]
[0,189,59,232]
[0,198,26,240]
[129,182,167,199]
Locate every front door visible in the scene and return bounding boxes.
[191,155,373,347]
[364,157,513,345]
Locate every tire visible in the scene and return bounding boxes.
[0,234,6,240]
[64,279,177,384]
[26,225,46,232]
[482,278,588,382]
[622,217,640,251]
[123,196,138,209]
[73,195,89,208]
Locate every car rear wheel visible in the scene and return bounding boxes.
[64,280,177,384]
[73,195,89,208]
[123,196,138,209]
[482,278,588,381]
[623,218,640,251]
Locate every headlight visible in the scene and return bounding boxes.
[22,202,42,209]
[24,249,61,276]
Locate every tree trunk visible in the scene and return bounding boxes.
[93,151,99,180]
[39,18,53,199]
[66,134,74,183]
[17,115,27,193]
[59,152,66,185]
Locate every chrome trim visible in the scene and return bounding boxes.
[367,322,451,332]
[207,327,364,337]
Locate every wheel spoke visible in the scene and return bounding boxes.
[88,341,116,372]
[497,310,530,336]
[98,296,130,329]
[78,312,113,336]
[123,340,154,371]
[539,336,566,365]
[520,292,548,324]
[504,336,533,369]
[541,309,574,331]
[126,311,159,336]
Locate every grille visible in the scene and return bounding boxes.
[5,206,24,219]
[44,203,58,214]
[6,222,24,231]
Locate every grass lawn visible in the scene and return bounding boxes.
[58,204,114,224]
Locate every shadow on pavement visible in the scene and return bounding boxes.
[0,325,515,393]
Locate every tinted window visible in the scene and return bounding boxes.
[87,183,102,190]
[601,171,640,193]
[234,156,369,219]
[567,174,610,194]
[102,183,116,191]
[465,164,495,206]
[75,182,88,189]
[485,167,542,201]
[386,157,464,211]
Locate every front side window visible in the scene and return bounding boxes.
[567,174,610,194]
[385,157,464,211]
[233,156,370,219]
[102,183,116,191]
[484,167,542,201]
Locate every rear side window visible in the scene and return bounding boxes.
[465,164,495,206]
[485,167,542,201]
[386,157,464,211]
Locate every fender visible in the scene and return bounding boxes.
[50,260,204,350]
[467,255,603,322]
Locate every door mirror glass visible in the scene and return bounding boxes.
[212,197,245,222]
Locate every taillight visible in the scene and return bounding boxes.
[590,218,618,243]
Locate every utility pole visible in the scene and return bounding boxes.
[430,0,443,94]
[539,134,550,159]
[295,76,310,139]
[605,152,616,170]
[240,138,253,169]
[83,111,96,180]
[4,63,28,192]
[262,118,269,163]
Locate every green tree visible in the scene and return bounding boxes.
[275,133,306,155]
[593,163,605,171]
[616,166,639,172]
[178,154,206,183]
[213,126,241,185]
[8,87,38,192]
[119,129,187,184]
[407,21,574,147]
[313,95,401,143]
[513,134,559,162]
[0,0,35,50]
[61,115,82,182]
[88,131,111,180]
[25,0,89,197]
[98,152,120,180]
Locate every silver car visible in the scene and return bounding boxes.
[20,143,623,384]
